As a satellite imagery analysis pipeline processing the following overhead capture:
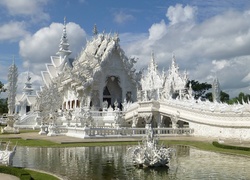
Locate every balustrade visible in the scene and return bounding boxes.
[66,127,193,138]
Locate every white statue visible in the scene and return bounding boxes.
[127,123,173,167]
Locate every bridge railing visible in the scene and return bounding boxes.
[65,127,194,138]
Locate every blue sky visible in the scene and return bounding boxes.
[0,0,250,98]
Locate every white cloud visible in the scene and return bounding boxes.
[19,22,87,76]
[114,11,134,24]
[148,20,167,41]
[0,0,49,21]
[166,4,197,25]
[212,60,231,72]
[122,5,250,97]
[0,21,29,41]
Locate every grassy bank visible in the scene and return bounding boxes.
[0,137,138,147]
[0,166,59,180]
[161,140,250,157]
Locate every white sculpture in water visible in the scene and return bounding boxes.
[127,123,173,167]
[0,141,16,166]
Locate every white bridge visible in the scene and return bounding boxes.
[124,99,250,141]
[14,98,250,141]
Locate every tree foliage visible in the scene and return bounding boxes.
[205,91,230,103]
[187,80,212,99]
[0,81,6,92]
[0,98,8,114]
[228,92,250,104]
[0,81,8,114]
[220,91,230,102]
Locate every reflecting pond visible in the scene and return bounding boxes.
[12,145,250,180]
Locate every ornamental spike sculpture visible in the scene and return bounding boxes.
[7,61,18,115]
[1,59,19,134]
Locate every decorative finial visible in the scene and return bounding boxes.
[27,70,31,82]
[114,32,120,43]
[172,52,176,65]
[151,51,154,59]
[64,17,66,26]
[92,24,98,36]
[56,17,71,57]
[172,52,175,59]
[12,55,15,65]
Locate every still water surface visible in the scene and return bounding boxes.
[12,145,250,180]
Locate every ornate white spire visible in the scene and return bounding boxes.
[56,17,72,58]
[92,24,98,36]
[171,52,177,70]
[212,77,221,102]
[141,51,164,100]
[7,58,18,114]
[23,71,34,95]
[163,54,189,99]
[148,51,157,73]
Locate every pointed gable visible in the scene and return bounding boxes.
[72,32,137,91]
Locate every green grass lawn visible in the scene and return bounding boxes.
[0,166,60,180]
[25,169,60,180]
[0,137,138,147]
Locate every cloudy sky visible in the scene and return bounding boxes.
[0,0,250,98]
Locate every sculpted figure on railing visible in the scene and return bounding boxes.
[132,113,138,128]
[82,109,94,127]
[65,109,72,124]
[139,113,152,125]
[102,100,108,111]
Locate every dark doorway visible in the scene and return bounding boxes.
[103,76,122,108]
[26,106,30,113]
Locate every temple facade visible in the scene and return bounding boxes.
[15,19,190,128]
[40,20,138,113]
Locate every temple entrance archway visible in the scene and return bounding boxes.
[103,76,122,109]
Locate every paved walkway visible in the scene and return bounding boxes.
[0,132,217,144]
[0,173,19,180]
[1,132,249,146]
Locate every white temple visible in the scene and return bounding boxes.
[13,20,250,141]
[41,19,137,112]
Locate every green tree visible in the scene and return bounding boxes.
[0,80,8,114]
[187,80,212,99]
[0,98,8,114]
[205,92,213,101]
[228,92,250,104]
[220,91,230,102]
[205,91,230,103]
[0,81,6,92]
